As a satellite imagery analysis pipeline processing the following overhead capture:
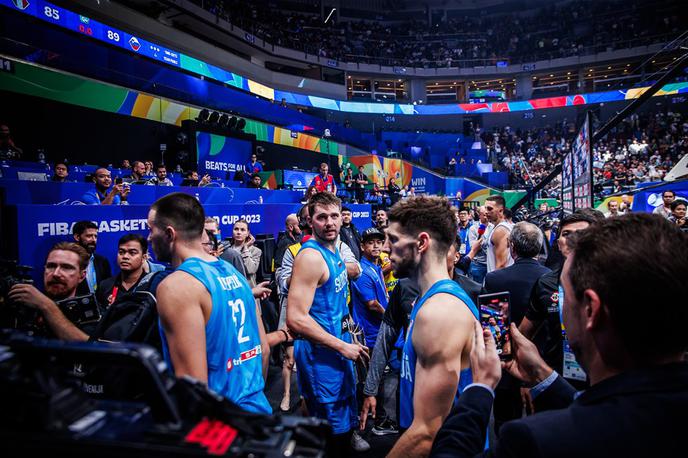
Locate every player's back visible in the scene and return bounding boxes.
[164,257,271,414]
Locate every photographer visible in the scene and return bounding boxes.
[8,242,94,341]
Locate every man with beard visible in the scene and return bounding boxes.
[72,221,112,296]
[375,209,389,231]
[149,192,271,414]
[8,242,94,340]
[384,196,479,458]
[97,234,147,307]
[287,192,369,457]
[485,195,513,273]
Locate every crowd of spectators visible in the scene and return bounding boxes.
[196,0,681,67]
[483,108,688,198]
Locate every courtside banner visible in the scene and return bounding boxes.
[0,180,303,205]
[16,203,371,285]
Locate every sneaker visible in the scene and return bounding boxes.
[350,431,371,452]
[372,417,399,436]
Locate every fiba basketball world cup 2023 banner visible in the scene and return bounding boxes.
[196,131,253,178]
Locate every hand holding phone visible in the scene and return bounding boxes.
[478,291,511,361]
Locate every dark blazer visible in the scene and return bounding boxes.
[430,363,688,458]
[484,257,550,326]
[76,253,112,297]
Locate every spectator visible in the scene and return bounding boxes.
[351,227,388,349]
[203,217,246,276]
[653,190,675,219]
[468,206,490,283]
[51,162,70,182]
[431,213,688,458]
[456,209,472,262]
[309,162,337,194]
[375,209,389,230]
[97,234,147,306]
[355,165,368,203]
[124,161,148,184]
[120,159,130,170]
[229,219,262,287]
[72,220,112,296]
[340,206,362,260]
[520,209,604,378]
[8,242,94,340]
[146,164,173,186]
[244,152,263,178]
[274,213,302,269]
[81,167,129,205]
[144,161,154,176]
[0,124,23,159]
[344,167,355,202]
[605,199,623,217]
[483,221,551,433]
[387,178,401,206]
[247,173,263,189]
[669,199,687,231]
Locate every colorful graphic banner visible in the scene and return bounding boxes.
[0,59,342,155]
[2,0,686,116]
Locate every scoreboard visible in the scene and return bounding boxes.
[561,112,593,214]
[1,0,180,67]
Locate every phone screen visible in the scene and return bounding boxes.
[478,292,511,360]
[115,177,123,185]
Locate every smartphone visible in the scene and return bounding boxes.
[478,291,511,360]
[114,177,123,185]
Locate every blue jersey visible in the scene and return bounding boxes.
[399,279,479,428]
[294,239,356,403]
[160,257,271,415]
[351,256,388,348]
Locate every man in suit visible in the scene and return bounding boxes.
[430,213,688,458]
[73,220,112,297]
[484,221,551,432]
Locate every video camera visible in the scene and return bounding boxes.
[0,260,41,332]
[0,260,101,335]
[0,331,329,457]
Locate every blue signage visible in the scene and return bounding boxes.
[196,132,253,178]
[15,202,372,285]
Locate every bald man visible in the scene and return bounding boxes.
[275,213,303,269]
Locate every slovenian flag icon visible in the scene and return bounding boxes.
[13,0,30,10]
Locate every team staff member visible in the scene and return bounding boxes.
[287,192,368,457]
[149,193,271,414]
[384,196,478,458]
[351,227,388,349]
[72,220,112,296]
[97,234,147,306]
[310,162,337,194]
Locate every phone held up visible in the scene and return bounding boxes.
[477,291,512,361]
